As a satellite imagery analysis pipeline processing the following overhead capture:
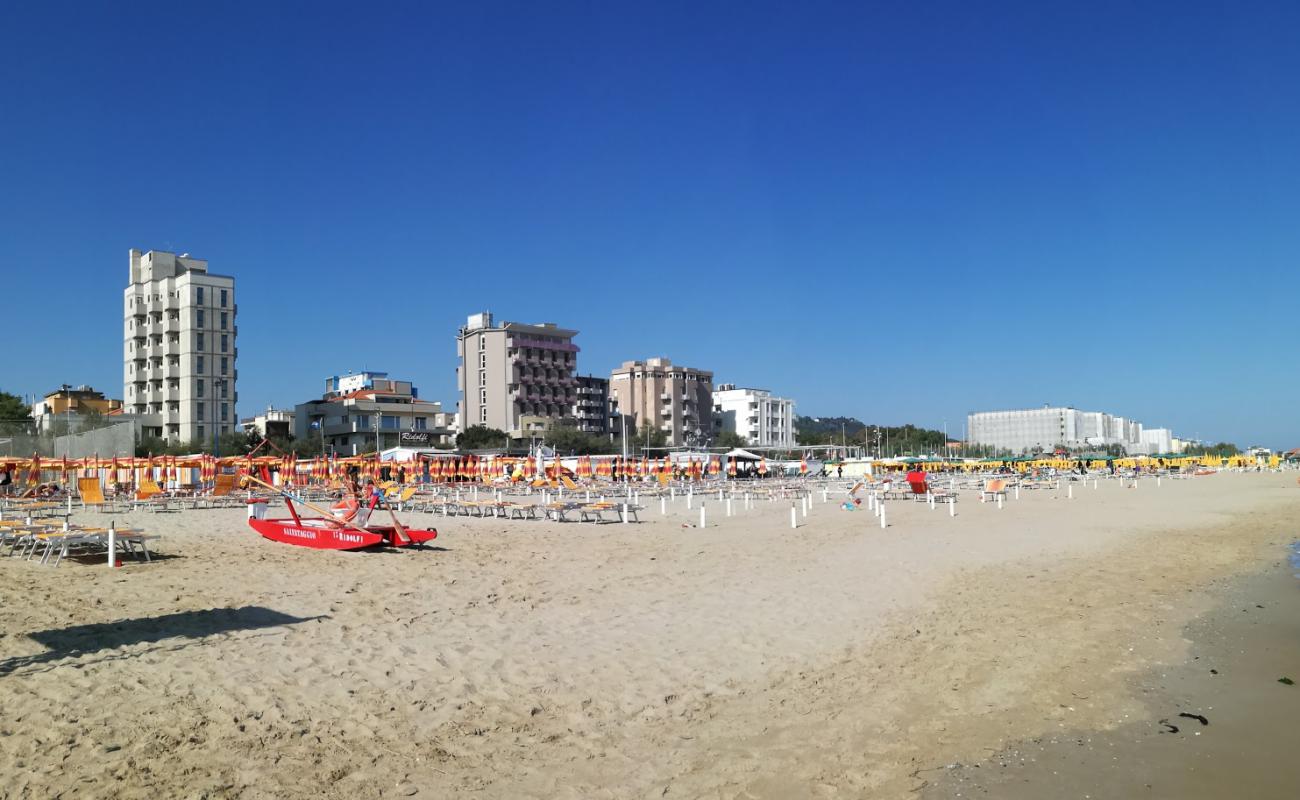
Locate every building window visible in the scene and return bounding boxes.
[220,289,227,307]
[479,389,487,404]
[197,401,205,418]
[478,371,486,386]
[479,407,487,423]
[197,356,204,374]
[197,309,205,327]
[220,357,227,374]
[220,335,228,352]
[198,425,205,439]
[414,417,427,430]
[220,382,228,399]
[221,404,229,422]
[197,333,205,351]
[197,287,204,304]
[381,415,399,429]
[479,352,486,368]
[197,379,205,397]
[220,312,227,329]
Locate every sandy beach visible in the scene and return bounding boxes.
[2,471,1297,799]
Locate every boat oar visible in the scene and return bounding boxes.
[371,486,411,545]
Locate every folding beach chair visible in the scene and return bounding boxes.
[980,479,1008,502]
[78,477,108,511]
[907,479,957,505]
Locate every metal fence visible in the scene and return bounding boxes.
[0,420,137,458]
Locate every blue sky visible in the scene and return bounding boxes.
[1,1,1297,447]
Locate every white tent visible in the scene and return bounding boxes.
[724,448,764,461]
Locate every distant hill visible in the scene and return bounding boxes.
[795,416,867,439]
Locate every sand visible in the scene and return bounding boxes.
[1,471,1297,799]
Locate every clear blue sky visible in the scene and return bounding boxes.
[2,1,1297,447]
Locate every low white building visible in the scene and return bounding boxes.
[712,384,796,447]
[240,407,296,439]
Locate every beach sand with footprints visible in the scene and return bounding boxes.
[1,471,1297,798]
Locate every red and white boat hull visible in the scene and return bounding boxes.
[248,517,438,550]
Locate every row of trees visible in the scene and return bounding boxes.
[795,416,950,457]
[456,423,750,456]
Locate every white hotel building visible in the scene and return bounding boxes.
[712,384,796,447]
[123,249,237,443]
[967,406,1179,455]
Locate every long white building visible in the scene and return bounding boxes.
[123,249,237,444]
[712,384,796,447]
[967,406,1175,454]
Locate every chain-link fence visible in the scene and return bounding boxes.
[0,419,137,458]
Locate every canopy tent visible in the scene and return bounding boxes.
[724,448,764,461]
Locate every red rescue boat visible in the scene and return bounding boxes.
[243,474,437,551]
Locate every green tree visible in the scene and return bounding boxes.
[715,431,748,449]
[0,390,31,434]
[458,425,509,450]
[635,422,668,450]
[545,423,615,455]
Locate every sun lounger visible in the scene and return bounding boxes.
[78,477,109,511]
[544,502,580,522]
[907,480,957,504]
[394,487,418,510]
[504,503,539,520]
[980,480,1008,502]
[578,502,639,523]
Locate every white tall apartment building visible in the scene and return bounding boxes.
[712,384,796,447]
[967,406,1169,454]
[123,249,237,443]
[1140,428,1174,454]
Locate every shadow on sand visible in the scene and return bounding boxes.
[1,606,323,677]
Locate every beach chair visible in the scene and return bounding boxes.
[907,479,956,505]
[78,477,109,511]
[560,475,580,491]
[980,479,1008,502]
[392,486,418,510]
[543,502,578,522]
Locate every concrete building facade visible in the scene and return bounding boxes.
[571,374,616,437]
[608,358,716,448]
[123,249,237,443]
[294,371,454,454]
[456,313,579,441]
[712,384,796,447]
